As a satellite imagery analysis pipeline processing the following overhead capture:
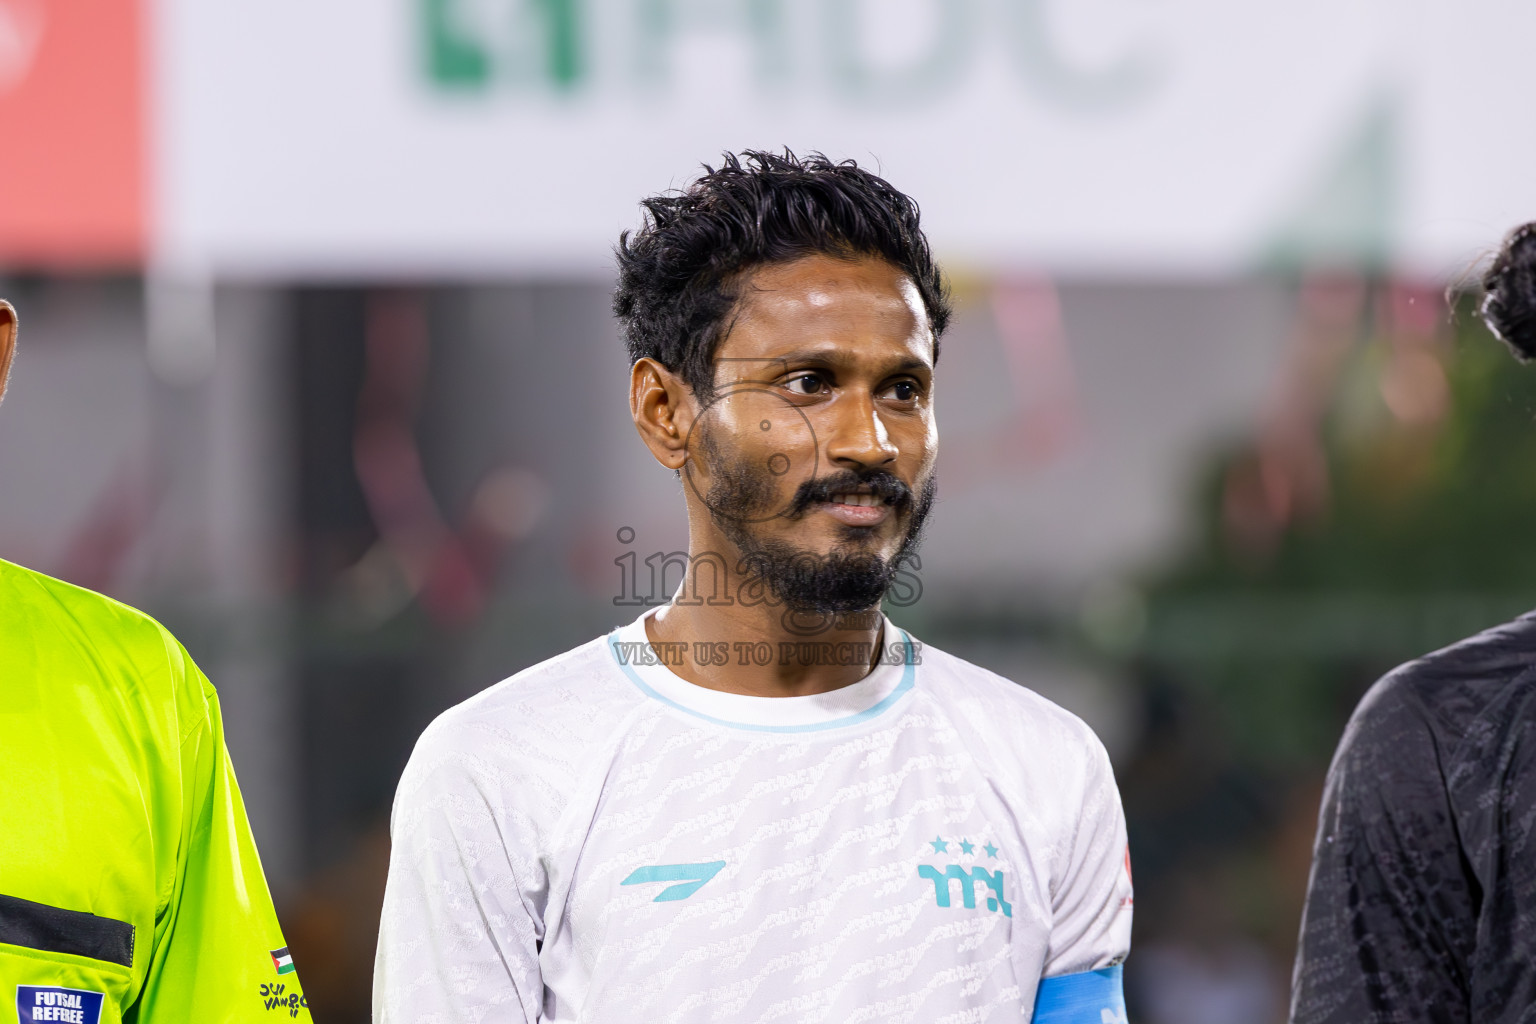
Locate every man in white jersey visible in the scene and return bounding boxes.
[374,150,1133,1023]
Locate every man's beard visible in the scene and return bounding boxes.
[700,430,936,615]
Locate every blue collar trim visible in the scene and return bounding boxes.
[605,629,917,734]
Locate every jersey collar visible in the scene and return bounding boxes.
[606,608,917,734]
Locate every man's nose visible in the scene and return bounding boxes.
[823,394,898,471]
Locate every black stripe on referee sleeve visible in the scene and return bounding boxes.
[0,893,134,968]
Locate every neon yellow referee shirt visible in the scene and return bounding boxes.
[0,559,310,1023]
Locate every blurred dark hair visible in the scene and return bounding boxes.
[614,149,952,398]
[1482,222,1536,360]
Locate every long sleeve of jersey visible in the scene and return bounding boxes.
[1293,613,1536,1024]
[1291,676,1476,1024]
[373,721,545,1024]
[132,668,312,1022]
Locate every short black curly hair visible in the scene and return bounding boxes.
[614,149,952,399]
[1483,221,1536,361]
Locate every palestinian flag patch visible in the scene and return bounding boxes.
[270,947,296,975]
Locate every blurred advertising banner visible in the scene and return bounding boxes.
[4,0,1534,276]
[0,0,146,266]
[157,0,1402,276]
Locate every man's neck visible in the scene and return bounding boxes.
[643,586,887,699]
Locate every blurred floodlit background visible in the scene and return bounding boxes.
[4,1,1536,1020]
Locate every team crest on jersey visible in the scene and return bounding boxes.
[918,836,1012,917]
[16,986,103,1024]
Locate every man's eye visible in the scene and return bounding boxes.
[886,381,919,401]
[787,374,825,395]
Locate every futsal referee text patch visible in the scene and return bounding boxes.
[16,986,103,1024]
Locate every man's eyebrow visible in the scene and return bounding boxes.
[758,349,933,371]
[714,356,789,383]
[716,350,933,385]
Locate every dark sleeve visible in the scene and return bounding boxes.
[1450,682,1536,1020]
[1291,673,1476,1024]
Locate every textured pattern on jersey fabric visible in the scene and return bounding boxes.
[1293,611,1536,1024]
[374,612,1133,1024]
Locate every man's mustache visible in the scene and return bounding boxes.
[786,470,912,519]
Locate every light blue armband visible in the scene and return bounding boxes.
[1031,965,1126,1023]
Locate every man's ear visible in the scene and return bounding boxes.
[630,358,697,471]
[0,301,16,405]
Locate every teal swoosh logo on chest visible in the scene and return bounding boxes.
[620,862,726,902]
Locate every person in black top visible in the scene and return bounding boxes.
[1292,222,1536,1023]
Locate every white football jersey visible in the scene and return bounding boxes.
[374,610,1133,1024]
